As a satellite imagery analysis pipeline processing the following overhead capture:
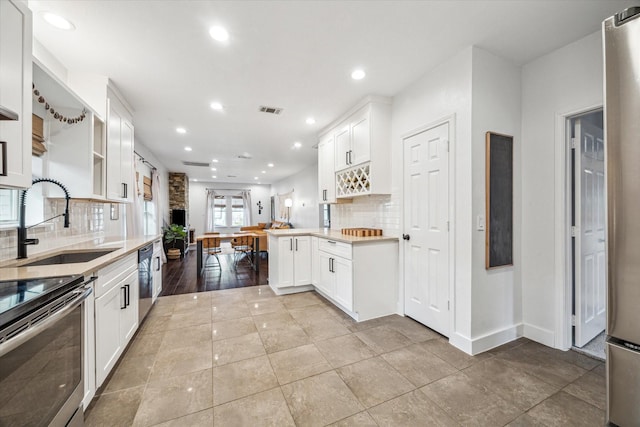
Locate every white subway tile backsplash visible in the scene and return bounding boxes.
[331,194,400,236]
[0,199,125,262]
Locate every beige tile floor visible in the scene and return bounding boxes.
[85,286,605,427]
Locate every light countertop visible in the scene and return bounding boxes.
[0,235,162,281]
[265,228,399,244]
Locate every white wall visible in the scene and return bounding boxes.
[188,181,272,235]
[521,31,604,348]
[391,47,475,346]
[470,47,523,350]
[271,163,319,229]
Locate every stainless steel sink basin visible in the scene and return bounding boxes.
[23,249,119,267]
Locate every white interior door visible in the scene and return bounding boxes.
[403,123,450,336]
[574,117,606,347]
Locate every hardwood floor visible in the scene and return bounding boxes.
[160,245,268,296]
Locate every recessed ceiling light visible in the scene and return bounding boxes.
[267,163,274,168]
[184,147,192,151]
[351,69,366,80]
[176,127,186,134]
[211,167,217,171]
[212,175,217,179]
[254,177,258,180]
[209,26,229,42]
[293,142,302,149]
[212,159,219,163]
[194,179,198,182]
[261,170,266,174]
[306,117,316,125]
[42,12,75,30]
[210,102,223,111]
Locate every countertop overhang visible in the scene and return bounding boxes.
[265,228,398,244]
[0,234,162,281]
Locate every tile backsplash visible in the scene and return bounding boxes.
[331,194,400,236]
[0,199,125,262]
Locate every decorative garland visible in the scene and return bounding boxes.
[32,83,87,124]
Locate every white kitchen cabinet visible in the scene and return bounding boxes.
[95,255,139,387]
[317,237,397,321]
[311,236,319,286]
[106,90,134,202]
[33,63,107,199]
[0,0,32,189]
[317,134,336,203]
[152,238,163,300]
[321,97,391,198]
[269,235,312,289]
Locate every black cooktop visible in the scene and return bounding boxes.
[0,275,84,328]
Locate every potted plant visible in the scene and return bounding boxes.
[163,224,187,260]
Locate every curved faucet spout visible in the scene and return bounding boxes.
[17,178,71,259]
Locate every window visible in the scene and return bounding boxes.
[213,195,245,228]
[0,189,19,224]
[322,204,331,228]
[231,196,244,226]
[214,196,227,227]
[143,200,156,235]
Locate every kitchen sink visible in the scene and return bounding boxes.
[23,249,119,267]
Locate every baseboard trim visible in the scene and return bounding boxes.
[449,332,473,355]
[523,323,555,347]
[269,284,314,296]
[470,323,524,355]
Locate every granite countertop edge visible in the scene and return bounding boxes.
[0,234,163,281]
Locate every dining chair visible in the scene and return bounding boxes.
[231,235,253,269]
[202,236,222,271]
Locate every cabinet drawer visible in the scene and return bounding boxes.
[318,238,352,260]
[95,252,137,298]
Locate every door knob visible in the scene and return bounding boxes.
[402,234,410,241]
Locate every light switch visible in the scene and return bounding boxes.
[477,215,485,231]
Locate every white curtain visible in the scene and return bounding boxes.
[205,189,217,232]
[126,154,144,237]
[241,190,252,226]
[151,169,167,264]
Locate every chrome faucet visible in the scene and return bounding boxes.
[17,178,71,259]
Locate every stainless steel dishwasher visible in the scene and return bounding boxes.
[138,244,153,322]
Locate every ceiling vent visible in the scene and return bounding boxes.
[182,161,210,167]
[237,154,252,160]
[227,175,237,178]
[259,105,283,115]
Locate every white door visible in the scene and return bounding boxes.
[293,236,311,286]
[403,123,450,336]
[574,118,606,347]
[350,109,370,167]
[334,256,353,311]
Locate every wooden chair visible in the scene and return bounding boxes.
[231,235,253,269]
[202,237,222,271]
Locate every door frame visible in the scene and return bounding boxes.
[399,114,456,338]
[554,104,602,350]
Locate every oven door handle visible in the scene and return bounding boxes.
[0,285,93,358]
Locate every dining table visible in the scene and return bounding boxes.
[195,232,261,276]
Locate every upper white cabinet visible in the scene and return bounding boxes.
[318,97,391,199]
[33,63,107,199]
[318,133,337,203]
[106,90,134,202]
[0,0,32,189]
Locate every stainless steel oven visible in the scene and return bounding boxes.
[0,275,94,426]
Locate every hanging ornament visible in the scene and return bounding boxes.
[32,83,87,125]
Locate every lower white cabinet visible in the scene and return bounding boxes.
[311,237,319,285]
[318,249,353,311]
[95,268,138,387]
[269,235,312,288]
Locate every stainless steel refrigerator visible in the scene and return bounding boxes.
[604,6,640,426]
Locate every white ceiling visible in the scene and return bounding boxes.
[27,0,633,184]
